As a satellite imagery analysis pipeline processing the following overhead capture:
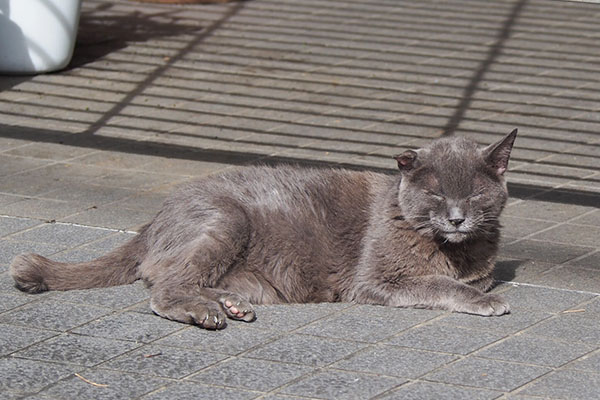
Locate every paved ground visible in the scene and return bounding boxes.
[1,0,599,398]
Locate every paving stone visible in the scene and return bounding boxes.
[9,223,113,248]
[519,369,600,400]
[0,194,22,207]
[139,157,233,178]
[0,216,40,238]
[525,313,600,345]
[71,151,159,170]
[476,334,595,367]
[112,191,169,212]
[102,344,226,379]
[155,323,279,355]
[88,170,180,191]
[245,333,365,367]
[499,239,593,264]
[4,143,95,162]
[426,357,550,392]
[0,163,111,197]
[52,282,149,310]
[189,357,314,392]
[251,303,353,332]
[279,370,405,400]
[42,369,169,400]
[566,250,600,270]
[0,239,66,267]
[40,182,136,207]
[0,198,87,221]
[0,357,82,393]
[529,223,600,248]
[0,299,112,331]
[262,395,310,400]
[298,305,442,343]
[0,324,59,357]
[499,285,595,313]
[62,206,155,231]
[569,349,600,372]
[14,333,140,367]
[498,215,557,239]
[0,155,51,178]
[0,293,34,313]
[385,323,506,355]
[526,266,600,293]
[570,209,600,228]
[503,200,594,222]
[71,311,184,343]
[140,382,260,400]
[333,345,457,378]
[379,381,502,400]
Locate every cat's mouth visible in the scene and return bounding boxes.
[441,230,469,243]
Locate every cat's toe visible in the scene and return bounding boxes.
[221,297,256,322]
[196,308,227,330]
[475,293,510,316]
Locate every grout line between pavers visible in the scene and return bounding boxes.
[0,214,138,235]
[501,345,600,399]
[498,281,600,296]
[500,203,599,248]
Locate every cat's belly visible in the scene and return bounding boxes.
[215,266,336,305]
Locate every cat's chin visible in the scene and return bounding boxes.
[441,231,469,243]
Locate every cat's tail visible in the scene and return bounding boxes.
[9,228,148,293]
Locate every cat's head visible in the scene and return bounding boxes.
[394,129,517,243]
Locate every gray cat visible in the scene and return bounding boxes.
[10,129,517,329]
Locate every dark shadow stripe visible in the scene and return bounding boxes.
[442,0,528,136]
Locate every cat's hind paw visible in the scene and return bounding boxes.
[220,296,256,322]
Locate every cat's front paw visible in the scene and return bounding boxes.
[462,293,510,316]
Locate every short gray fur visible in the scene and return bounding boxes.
[10,131,518,330]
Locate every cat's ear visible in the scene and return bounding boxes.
[393,150,419,171]
[482,128,517,176]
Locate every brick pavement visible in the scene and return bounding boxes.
[0,0,599,398]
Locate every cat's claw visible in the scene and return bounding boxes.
[221,297,256,322]
[195,308,226,330]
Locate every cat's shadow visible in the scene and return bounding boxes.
[493,259,524,284]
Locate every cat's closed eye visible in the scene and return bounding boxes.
[424,190,445,201]
[468,191,485,201]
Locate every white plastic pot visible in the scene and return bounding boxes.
[0,0,83,74]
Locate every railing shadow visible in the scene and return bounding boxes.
[1,123,598,208]
[69,1,208,69]
[441,0,528,136]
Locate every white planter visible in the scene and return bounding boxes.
[0,0,83,74]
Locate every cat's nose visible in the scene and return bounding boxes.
[449,218,465,226]
[448,207,465,226]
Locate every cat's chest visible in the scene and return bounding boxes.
[373,220,494,283]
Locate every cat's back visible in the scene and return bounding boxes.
[176,165,391,215]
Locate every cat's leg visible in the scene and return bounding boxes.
[467,274,495,292]
[144,204,257,328]
[354,275,509,316]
